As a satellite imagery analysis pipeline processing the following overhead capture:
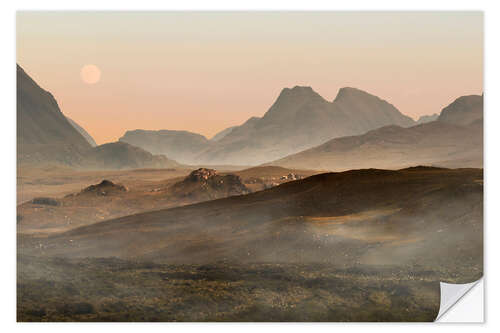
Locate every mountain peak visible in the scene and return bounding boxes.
[279,85,322,99]
[333,87,378,102]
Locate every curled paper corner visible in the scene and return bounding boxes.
[435,278,483,322]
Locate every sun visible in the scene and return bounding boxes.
[80,64,101,84]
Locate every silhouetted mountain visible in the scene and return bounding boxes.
[17,64,91,165]
[67,118,97,147]
[119,129,211,165]
[194,86,416,165]
[270,95,483,170]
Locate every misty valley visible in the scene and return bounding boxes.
[17,55,483,321]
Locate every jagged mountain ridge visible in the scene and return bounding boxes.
[120,86,417,165]
[194,86,416,165]
[270,95,483,171]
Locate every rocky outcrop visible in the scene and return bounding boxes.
[77,180,128,196]
[171,168,249,200]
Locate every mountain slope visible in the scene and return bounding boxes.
[83,142,179,170]
[119,129,211,165]
[211,126,238,142]
[67,118,97,147]
[17,64,92,165]
[270,95,483,171]
[416,113,439,124]
[194,86,416,165]
[438,94,483,126]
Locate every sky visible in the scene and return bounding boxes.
[17,11,483,145]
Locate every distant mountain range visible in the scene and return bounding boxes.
[17,63,482,170]
[17,64,177,169]
[269,95,483,170]
[121,86,419,165]
[119,129,212,165]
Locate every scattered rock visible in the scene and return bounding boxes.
[31,197,60,206]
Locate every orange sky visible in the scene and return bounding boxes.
[16,11,483,145]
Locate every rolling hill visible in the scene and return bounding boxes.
[20,167,482,276]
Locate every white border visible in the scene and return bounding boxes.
[2,0,498,331]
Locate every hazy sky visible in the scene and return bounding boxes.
[17,11,483,145]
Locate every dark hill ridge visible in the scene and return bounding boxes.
[119,86,417,166]
[270,94,483,171]
[22,167,482,277]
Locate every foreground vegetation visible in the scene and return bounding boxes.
[17,255,462,322]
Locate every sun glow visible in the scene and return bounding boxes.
[80,64,101,84]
